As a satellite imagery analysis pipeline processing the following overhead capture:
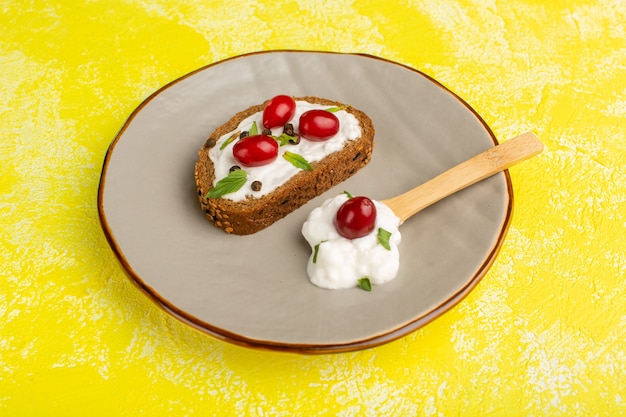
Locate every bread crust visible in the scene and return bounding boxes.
[194,96,375,235]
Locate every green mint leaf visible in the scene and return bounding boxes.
[377,227,392,250]
[313,241,326,264]
[326,105,348,113]
[219,131,240,150]
[283,151,313,171]
[272,133,299,146]
[205,169,247,199]
[249,121,258,136]
[343,190,354,199]
[358,277,372,291]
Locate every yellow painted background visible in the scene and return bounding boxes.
[1,0,625,415]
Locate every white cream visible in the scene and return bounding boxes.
[302,193,402,290]
[208,101,361,201]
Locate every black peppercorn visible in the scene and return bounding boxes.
[229,165,241,173]
[251,180,262,191]
[282,123,300,144]
[283,123,294,136]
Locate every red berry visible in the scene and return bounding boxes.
[334,196,377,239]
[299,110,339,141]
[233,135,278,167]
[263,95,296,129]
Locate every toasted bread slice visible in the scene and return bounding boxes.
[195,96,374,235]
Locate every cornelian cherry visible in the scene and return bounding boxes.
[263,95,296,129]
[299,110,339,141]
[334,196,377,239]
[233,135,278,167]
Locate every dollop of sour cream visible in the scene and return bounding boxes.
[208,101,361,202]
[302,193,402,290]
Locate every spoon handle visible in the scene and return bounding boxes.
[382,131,544,223]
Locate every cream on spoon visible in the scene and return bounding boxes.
[302,132,544,290]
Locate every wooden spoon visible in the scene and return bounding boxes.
[382,131,544,224]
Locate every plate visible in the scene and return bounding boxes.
[98,51,512,353]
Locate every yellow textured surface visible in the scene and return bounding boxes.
[1,0,625,415]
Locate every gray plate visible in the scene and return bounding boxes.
[98,51,512,353]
